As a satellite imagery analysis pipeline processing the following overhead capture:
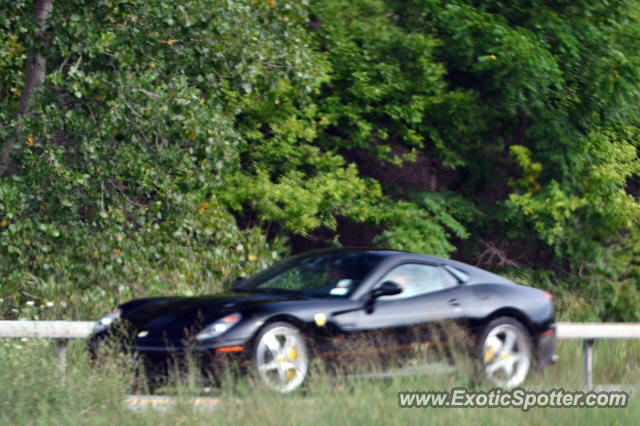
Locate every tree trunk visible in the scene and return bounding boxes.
[0,0,54,174]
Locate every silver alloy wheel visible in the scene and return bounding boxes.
[482,323,531,388]
[255,324,309,393]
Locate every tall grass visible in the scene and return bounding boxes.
[0,338,638,425]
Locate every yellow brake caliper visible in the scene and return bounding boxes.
[285,347,298,381]
[484,346,494,364]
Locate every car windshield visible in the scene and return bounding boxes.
[236,251,385,297]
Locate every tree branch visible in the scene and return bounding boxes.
[1,0,54,175]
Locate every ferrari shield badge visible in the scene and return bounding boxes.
[314,313,327,327]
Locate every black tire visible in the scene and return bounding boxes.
[477,317,533,388]
[252,321,310,393]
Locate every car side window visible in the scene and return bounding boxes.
[439,266,460,287]
[377,263,445,301]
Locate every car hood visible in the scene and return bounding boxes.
[120,292,307,340]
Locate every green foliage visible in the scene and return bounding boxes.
[2,0,640,320]
[311,0,482,166]
[0,1,28,122]
[224,165,381,235]
[507,129,640,265]
[376,192,478,257]
[387,1,640,273]
[0,0,329,317]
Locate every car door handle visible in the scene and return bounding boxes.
[448,298,460,306]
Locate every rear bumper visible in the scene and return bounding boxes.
[535,323,557,367]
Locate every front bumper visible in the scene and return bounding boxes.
[130,336,249,353]
[89,332,252,384]
[136,347,248,380]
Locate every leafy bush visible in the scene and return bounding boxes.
[2,0,640,320]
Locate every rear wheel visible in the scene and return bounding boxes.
[479,317,532,388]
[253,322,309,393]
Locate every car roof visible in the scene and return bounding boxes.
[301,247,515,285]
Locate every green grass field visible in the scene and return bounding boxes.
[0,337,638,425]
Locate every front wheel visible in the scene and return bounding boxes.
[479,317,532,388]
[253,322,309,393]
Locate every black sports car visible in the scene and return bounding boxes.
[90,248,556,392]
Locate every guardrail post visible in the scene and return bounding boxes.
[583,339,594,389]
[55,338,69,373]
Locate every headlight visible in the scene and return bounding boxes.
[94,308,121,333]
[195,313,242,341]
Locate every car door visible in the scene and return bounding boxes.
[351,262,468,350]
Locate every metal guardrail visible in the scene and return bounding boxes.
[556,322,640,339]
[0,320,95,339]
[556,322,640,389]
[0,320,639,388]
[0,320,95,372]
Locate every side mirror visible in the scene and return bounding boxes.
[371,281,403,299]
[232,277,246,290]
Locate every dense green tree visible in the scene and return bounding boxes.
[0,0,375,317]
[1,0,640,320]
[309,0,640,319]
